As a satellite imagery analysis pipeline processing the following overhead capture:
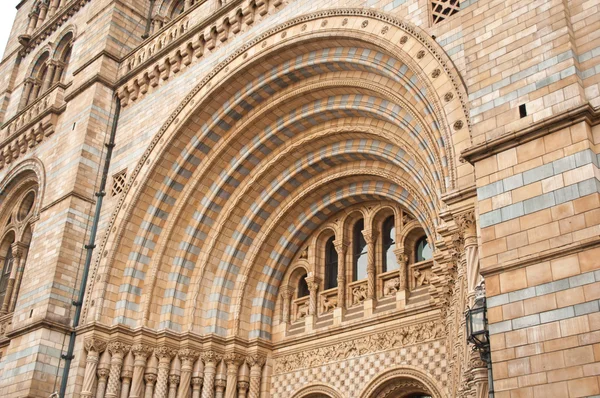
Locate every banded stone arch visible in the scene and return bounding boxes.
[291,383,344,398]
[84,9,472,341]
[360,366,445,398]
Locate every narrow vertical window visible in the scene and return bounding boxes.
[353,219,368,281]
[382,216,399,272]
[416,237,432,262]
[324,236,338,289]
[0,248,14,307]
[297,274,309,298]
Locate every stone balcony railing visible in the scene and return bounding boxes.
[292,296,309,322]
[349,279,368,307]
[409,259,434,290]
[319,287,338,315]
[0,83,67,170]
[379,269,401,298]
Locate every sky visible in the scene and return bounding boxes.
[0,1,19,60]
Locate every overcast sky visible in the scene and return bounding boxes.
[0,1,19,60]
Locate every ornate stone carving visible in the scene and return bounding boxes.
[383,277,400,296]
[321,295,337,313]
[413,268,432,287]
[352,284,368,304]
[274,321,445,373]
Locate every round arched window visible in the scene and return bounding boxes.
[415,237,432,262]
[324,236,338,290]
[17,191,35,222]
[297,274,309,298]
[382,216,399,272]
[353,219,368,281]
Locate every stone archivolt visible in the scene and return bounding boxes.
[274,320,444,374]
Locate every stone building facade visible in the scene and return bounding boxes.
[0,0,598,397]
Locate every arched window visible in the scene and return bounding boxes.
[297,274,309,298]
[353,219,368,281]
[0,240,14,309]
[169,0,185,18]
[324,236,338,290]
[415,237,432,262]
[382,216,399,272]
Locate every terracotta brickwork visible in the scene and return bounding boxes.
[0,0,597,397]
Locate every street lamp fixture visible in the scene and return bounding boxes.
[465,283,494,397]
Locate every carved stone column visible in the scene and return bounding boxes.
[49,0,61,16]
[120,351,134,398]
[237,361,250,398]
[106,342,131,398]
[97,350,111,398]
[26,12,39,36]
[144,354,159,398]
[279,286,294,323]
[177,349,199,398]
[224,353,244,398]
[201,351,222,398]
[215,360,227,398]
[19,79,34,109]
[334,240,348,309]
[7,243,27,313]
[38,3,48,24]
[168,375,180,398]
[155,347,175,398]
[305,275,320,316]
[394,249,408,291]
[31,81,41,101]
[41,61,57,92]
[191,357,204,398]
[455,211,479,297]
[130,344,153,398]
[246,355,266,398]
[0,247,18,314]
[81,339,107,397]
[53,62,65,84]
[362,229,378,299]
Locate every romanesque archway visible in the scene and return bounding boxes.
[360,366,444,398]
[83,9,470,344]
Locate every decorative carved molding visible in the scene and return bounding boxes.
[274,321,444,373]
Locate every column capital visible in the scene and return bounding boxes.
[154,346,176,362]
[393,248,408,264]
[279,285,295,300]
[361,228,378,244]
[224,352,245,366]
[454,210,476,237]
[333,239,349,254]
[84,337,107,354]
[245,354,266,369]
[131,344,153,359]
[178,348,200,364]
[305,275,321,292]
[200,350,222,364]
[11,242,28,259]
[107,341,131,357]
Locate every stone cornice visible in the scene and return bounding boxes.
[76,322,274,351]
[40,190,96,213]
[461,103,600,164]
[481,235,600,277]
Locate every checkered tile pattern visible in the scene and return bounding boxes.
[272,340,447,397]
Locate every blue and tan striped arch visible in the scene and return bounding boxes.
[85,9,472,340]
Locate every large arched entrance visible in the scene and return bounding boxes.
[360,367,444,398]
[85,9,470,340]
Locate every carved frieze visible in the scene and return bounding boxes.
[274,320,445,373]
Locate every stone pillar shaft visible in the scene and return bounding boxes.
[362,230,377,299]
[334,240,348,309]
